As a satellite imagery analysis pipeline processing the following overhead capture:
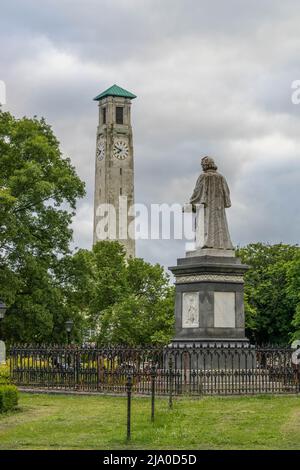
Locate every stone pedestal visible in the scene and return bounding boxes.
[168,252,249,367]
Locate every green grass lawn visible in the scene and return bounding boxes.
[0,393,299,449]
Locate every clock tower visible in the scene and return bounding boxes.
[93,84,136,258]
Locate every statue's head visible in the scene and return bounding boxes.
[201,156,218,172]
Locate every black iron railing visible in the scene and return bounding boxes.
[8,344,300,396]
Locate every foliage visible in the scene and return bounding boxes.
[64,241,175,346]
[0,384,18,412]
[237,243,300,344]
[286,250,300,340]
[0,364,10,385]
[0,109,85,343]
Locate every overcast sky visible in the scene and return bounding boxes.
[1,0,300,268]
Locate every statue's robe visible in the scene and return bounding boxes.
[190,170,233,250]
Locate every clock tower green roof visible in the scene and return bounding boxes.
[93,84,137,101]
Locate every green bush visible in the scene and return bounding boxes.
[0,364,11,384]
[0,385,18,413]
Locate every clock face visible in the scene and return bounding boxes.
[113,140,129,160]
[96,138,105,161]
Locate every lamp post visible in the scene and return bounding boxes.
[65,319,74,345]
[0,300,7,339]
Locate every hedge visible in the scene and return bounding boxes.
[0,385,18,413]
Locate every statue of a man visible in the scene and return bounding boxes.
[190,156,234,251]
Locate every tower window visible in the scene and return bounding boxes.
[120,168,122,175]
[120,187,122,195]
[102,107,106,125]
[116,107,124,124]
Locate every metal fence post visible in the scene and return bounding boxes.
[75,349,80,390]
[126,374,133,441]
[150,365,156,422]
[168,356,173,409]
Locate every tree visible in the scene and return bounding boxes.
[65,241,175,346]
[0,109,85,342]
[100,256,175,345]
[286,251,300,341]
[237,243,299,345]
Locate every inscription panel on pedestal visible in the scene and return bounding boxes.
[182,292,199,328]
[214,292,236,328]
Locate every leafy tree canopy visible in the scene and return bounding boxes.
[237,243,300,345]
[63,241,175,346]
[286,250,300,341]
[0,109,85,342]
